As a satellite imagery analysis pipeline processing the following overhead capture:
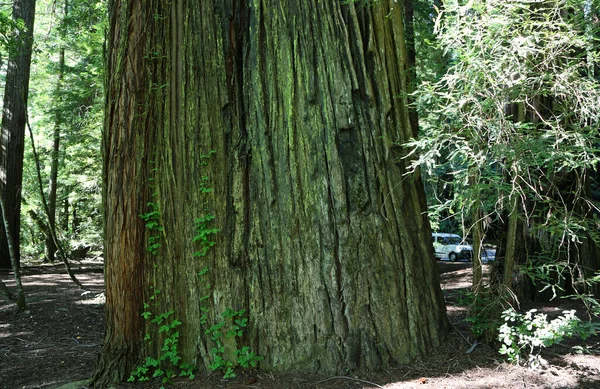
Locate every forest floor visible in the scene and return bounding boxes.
[1,260,600,389]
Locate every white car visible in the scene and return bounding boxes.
[432,233,473,261]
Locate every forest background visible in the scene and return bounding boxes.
[0,0,599,388]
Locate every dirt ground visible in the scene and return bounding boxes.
[1,261,599,389]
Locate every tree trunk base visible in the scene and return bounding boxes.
[90,346,136,388]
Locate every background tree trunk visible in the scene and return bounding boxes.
[402,0,420,137]
[470,200,484,292]
[93,1,449,386]
[0,194,26,310]
[0,0,36,268]
[45,0,67,263]
[45,43,64,263]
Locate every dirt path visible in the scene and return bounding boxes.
[1,263,599,388]
[0,264,104,388]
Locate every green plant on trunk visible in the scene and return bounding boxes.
[194,151,218,330]
[205,308,263,379]
[193,151,218,258]
[193,151,262,379]
[139,170,163,255]
[133,154,261,382]
[193,214,217,258]
[129,171,195,386]
[128,288,195,386]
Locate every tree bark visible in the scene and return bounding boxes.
[93,1,448,386]
[0,0,36,268]
[61,195,69,232]
[502,186,520,291]
[401,0,419,136]
[45,38,65,263]
[470,192,484,292]
[0,194,26,310]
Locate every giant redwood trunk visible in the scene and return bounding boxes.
[0,0,36,268]
[93,0,448,386]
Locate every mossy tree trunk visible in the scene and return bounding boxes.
[93,1,448,386]
[0,0,36,268]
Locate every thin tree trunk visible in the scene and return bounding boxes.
[0,195,26,310]
[27,119,83,288]
[0,0,36,268]
[45,0,68,263]
[402,0,419,137]
[61,196,69,232]
[503,103,525,290]
[472,223,484,292]
[503,194,519,289]
[93,1,448,386]
[470,185,484,292]
[45,97,61,262]
[581,170,600,298]
[0,277,16,302]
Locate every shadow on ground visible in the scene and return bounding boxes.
[1,261,599,388]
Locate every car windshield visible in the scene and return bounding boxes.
[445,237,462,245]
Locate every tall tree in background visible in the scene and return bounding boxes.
[92,0,448,386]
[0,0,36,268]
[44,0,68,263]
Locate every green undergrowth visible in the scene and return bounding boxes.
[498,308,600,368]
[455,286,600,369]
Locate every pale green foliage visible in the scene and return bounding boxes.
[414,0,451,86]
[0,7,22,64]
[408,0,600,267]
[498,308,599,367]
